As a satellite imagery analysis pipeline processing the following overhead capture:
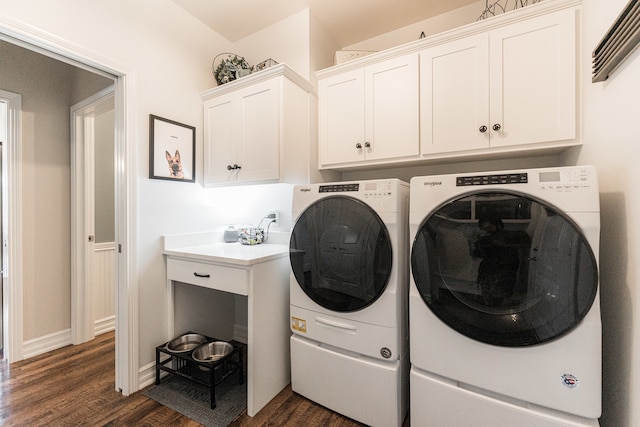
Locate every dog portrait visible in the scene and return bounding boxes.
[165,150,184,179]
[149,115,195,182]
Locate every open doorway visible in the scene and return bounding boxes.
[71,87,116,345]
[0,30,136,394]
[0,39,114,356]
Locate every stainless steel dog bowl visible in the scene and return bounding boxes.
[192,341,233,363]
[165,333,207,353]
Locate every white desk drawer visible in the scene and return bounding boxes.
[167,258,249,295]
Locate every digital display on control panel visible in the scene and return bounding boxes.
[539,171,561,182]
[319,183,359,193]
[456,173,528,186]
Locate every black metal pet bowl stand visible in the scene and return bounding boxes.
[155,333,244,409]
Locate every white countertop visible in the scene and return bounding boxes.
[164,242,289,266]
[162,230,290,266]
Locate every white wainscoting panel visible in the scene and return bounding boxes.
[95,242,116,334]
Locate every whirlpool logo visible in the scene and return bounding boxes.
[299,188,311,192]
[561,374,579,389]
[423,180,442,187]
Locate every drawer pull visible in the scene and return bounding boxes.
[193,272,211,278]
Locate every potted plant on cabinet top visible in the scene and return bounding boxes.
[212,53,254,85]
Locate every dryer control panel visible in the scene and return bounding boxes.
[318,181,398,199]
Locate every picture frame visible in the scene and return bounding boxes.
[149,114,196,182]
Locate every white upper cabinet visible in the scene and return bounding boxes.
[420,33,490,154]
[202,64,319,186]
[318,68,366,165]
[204,78,280,184]
[420,7,576,156]
[318,54,419,168]
[489,8,576,148]
[316,0,581,170]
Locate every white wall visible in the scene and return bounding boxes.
[235,9,311,80]
[233,8,340,83]
[575,2,640,425]
[343,0,486,52]
[309,11,341,84]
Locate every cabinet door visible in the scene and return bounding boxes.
[204,94,238,185]
[318,68,366,166]
[236,78,280,183]
[203,78,281,185]
[420,34,490,155]
[489,8,576,147]
[365,54,419,161]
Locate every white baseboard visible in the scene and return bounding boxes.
[95,315,116,335]
[23,329,72,359]
[139,361,157,389]
[21,315,115,361]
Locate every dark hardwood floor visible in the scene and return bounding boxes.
[0,332,378,426]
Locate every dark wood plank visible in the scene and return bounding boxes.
[0,332,201,426]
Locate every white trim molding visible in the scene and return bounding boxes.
[0,89,23,363]
[22,329,72,360]
[95,316,116,335]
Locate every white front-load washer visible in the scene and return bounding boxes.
[289,179,409,427]
[409,166,601,427]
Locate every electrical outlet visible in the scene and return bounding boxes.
[268,209,279,227]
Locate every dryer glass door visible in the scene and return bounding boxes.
[411,191,598,346]
[290,196,392,312]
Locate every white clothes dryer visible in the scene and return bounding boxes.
[409,166,601,427]
[289,179,409,427]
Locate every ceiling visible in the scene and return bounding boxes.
[170,0,481,47]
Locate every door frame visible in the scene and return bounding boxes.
[71,87,114,345]
[0,89,22,362]
[0,19,138,394]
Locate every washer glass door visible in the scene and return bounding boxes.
[290,196,392,312]
[411,191,598,346]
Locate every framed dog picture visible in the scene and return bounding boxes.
[149,114,196,182]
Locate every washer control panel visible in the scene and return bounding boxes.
[538,169,593,191]
[454,168,594,192]
[319,183,359,193]
[456,173,528,186]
